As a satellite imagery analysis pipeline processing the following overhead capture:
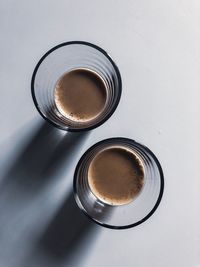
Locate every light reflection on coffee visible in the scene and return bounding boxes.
[54,68,107,122]
[88,147,145,206]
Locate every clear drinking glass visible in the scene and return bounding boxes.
[74,138,164,229]
[31,41,122,131]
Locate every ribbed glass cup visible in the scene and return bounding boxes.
[74,138,164,229]
[31,41,122,131]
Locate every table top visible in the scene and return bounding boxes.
[0,1,199,267]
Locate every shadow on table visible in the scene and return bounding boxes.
[37,191,97,262]
[0,121,89,197]
[0,120,98,267]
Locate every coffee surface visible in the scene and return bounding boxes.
[88,147,144,205]
[54,68,107,122]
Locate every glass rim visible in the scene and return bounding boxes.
[73,137,164,230]
[31,41,122,132]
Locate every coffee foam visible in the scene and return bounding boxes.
[88,146,145,206]
[54,68,107,122]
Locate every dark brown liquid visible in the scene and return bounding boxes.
[88,147,145,205]
[54,68,107,122]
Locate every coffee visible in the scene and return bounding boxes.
[54,68,107,122]
[88,147,144,205]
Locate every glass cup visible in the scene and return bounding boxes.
[31,41,122,131]
[74,138,164,229]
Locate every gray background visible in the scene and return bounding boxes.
[0,0,199,266]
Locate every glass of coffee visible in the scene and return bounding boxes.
[31,41,122,131]
[74,138,164,229]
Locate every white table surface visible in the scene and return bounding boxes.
[0,1,199,267]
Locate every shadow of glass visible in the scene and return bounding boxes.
[0,122,60,195]
[19,190,100,267]
[37,191,97,261]
[0,120,93,267]
[43,131,88,178]
[0,121,89,197]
